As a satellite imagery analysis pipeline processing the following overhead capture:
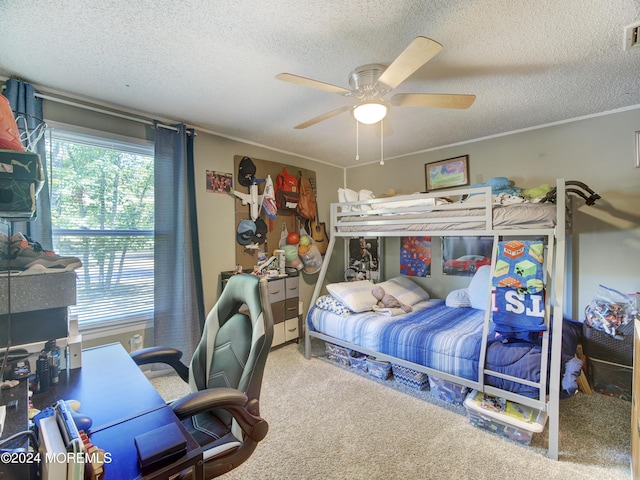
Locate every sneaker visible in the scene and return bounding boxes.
[0,233,82,272]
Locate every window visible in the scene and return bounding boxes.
[46,126,154,327]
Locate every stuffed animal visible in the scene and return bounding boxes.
[371,285,412,313]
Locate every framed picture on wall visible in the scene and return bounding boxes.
[442,236,493,276]
[425,155,469,191]
[206,170,232,193]
[400,236,432,277]
[345,237,382,282]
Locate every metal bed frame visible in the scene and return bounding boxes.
[305,178,570,460]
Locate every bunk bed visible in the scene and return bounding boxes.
[305,178,598,460]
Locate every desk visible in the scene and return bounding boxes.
[2,343,203,480]
[89,406,203,480]
[34,343,168,431]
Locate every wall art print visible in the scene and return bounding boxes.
[442,236,493,276]
[400,236,432,277]
[425,155,469,191]
[345,236,381,282]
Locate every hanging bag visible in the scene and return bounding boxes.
[298,225,322,274]
[0,95,24,151]
[296,174,317,220]
[275,166,299,211]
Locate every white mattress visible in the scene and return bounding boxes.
[335,202,557,232]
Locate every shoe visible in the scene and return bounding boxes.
[0,233,82,272]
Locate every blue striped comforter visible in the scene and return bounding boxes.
[308,299,488,381]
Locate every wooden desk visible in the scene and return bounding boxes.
[3,343,203,480]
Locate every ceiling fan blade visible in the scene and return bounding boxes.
[276,73,352,95]
[377,36,443,90]
[294,105,353,129]
[391,93,476,109]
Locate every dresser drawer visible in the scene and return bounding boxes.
[271,300,285,325]
[267,278,286,303]
[284,298,298,320]
[285,276,299,299]
[285,318,299,342]
[272,322,286,347]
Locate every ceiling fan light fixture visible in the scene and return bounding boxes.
[353,102,387,124]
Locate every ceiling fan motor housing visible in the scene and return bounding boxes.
[348,64,389,99]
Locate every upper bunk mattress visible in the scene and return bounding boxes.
[335,202,557,232]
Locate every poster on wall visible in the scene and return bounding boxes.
[345,237,381,282]
[206,170,232,193]
[442,236,493,276]
[400,236,432,277]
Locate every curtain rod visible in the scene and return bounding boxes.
[33,92,181,132]
[0,80,183,132]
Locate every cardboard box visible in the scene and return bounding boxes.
[67,334,82,369]
[0,150,44,219]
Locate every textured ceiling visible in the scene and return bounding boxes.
[1,0,639,167]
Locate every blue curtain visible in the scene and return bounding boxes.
[3,79,52,248]
[153,122,204,362]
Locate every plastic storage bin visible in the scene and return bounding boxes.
[366,357,392,379]
[463,390,547,445]
[428,376,469,404]
[392,364,429,390]
[349,354,368,372]
[325,342,352,366]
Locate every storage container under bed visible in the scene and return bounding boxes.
[463,390,548,446]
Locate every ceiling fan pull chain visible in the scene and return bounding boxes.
[355,120,360,161]
[380,121,384,165]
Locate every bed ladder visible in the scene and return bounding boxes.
[479,229,564,460]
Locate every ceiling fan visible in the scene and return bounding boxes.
[276,36,476,129]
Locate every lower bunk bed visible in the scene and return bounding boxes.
[308,295,583,400]
[305,268,583,458]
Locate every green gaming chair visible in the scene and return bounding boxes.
[131,274,274,478]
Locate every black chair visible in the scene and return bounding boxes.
[131,274,274,478]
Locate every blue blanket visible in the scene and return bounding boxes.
[309,300,488,381]
[308,301,583,398]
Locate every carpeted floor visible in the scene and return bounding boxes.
[150,339,632,480]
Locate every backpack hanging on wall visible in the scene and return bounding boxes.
[296,174,317,220]
[275,166,299,211]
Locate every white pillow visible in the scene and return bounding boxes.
[446,289,472,308]
[358,189,375,211]
[376,276,430,306]
[326,280,375,313]
[338,188,358,202]
[338,188,359,212]
[468,265,492,310]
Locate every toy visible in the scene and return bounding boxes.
[287,232,300,245]
[371,285,412,313]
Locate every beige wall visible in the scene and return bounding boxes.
[345,107,640,317]
[192,131,344,314]
[27,89,640,343]
[38,96,345,349]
